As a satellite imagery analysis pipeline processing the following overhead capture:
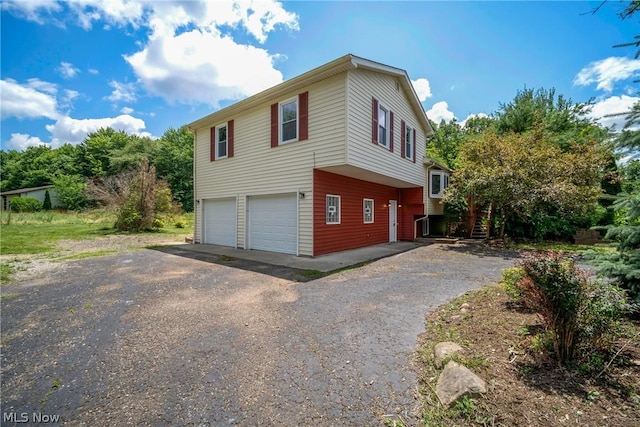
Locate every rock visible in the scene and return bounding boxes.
[459,307,470,314]
[434,342,464,368]
[460,303,470,309]
[436,361,486,407]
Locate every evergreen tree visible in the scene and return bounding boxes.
[43,189,52,210]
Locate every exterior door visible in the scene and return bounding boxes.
[389,200,397,242]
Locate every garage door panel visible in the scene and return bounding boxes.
[249,194,297,254]
[203,198,236,247]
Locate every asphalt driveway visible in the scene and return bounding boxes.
[1,243,516,426]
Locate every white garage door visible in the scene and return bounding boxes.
[203,198,236,247]
[248,193,297,255]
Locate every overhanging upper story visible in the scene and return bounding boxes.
[187,54,435,193]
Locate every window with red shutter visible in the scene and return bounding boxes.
[210,127,216,161]
[228,119,234,158]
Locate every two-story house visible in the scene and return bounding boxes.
[187,54,450,256]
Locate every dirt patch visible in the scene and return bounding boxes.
[1,234,188,283]
[416,285,640,426]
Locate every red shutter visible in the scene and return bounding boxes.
[389,111,394,152]
[228,119,234,158]
[299,92,308,141]
[371,98,378,144]
[270,103,278,147]
[412,128,417,163]
[210,127,216,161]
[400,120,406,158]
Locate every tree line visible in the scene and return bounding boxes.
[1,127,194,212]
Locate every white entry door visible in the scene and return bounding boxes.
[389,200,397,242]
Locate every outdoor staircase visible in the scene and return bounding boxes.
[470,216,487,239]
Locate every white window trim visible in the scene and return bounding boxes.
[279,96,299,144]
[326,194,341,225]
[215,123,228,159]
[430,170,450,198]
[377,104,390,149]
[363,198,374,224]
[405,124,414,161]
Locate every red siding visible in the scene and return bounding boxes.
[313,170,424,256]
[399,187,424,240]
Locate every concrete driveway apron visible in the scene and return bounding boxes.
[1,243,515,426]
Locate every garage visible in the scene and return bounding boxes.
[248,193,298,255]
[203,197,237,247]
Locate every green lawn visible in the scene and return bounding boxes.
[0,210,193,255]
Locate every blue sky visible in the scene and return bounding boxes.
[1,0,638,151]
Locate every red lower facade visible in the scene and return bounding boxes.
[313,169,424,256]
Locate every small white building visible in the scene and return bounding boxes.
[0,185,59,211]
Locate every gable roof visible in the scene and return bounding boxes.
[0,184,55,196]
[186,54,434,137]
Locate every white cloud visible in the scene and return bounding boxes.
[25,78,58,95]
[0,78,60,120]
[426,101,456,124]
[58,61,80,78]
[411,78,432,102]
[45,114,149,146]
[574,56,640,93]
[1,0,63,24]
[460,113,489,129]
[88,68,99,75]
[125,29,285,106]
[589,95,640,131]
[106,81,137,103]
[120,106,134,114]
[68,0,146,30]
[5,133,46,150]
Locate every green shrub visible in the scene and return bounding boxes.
[501,267,526,303]
[152,218,165,229]
[516,251,630,364]
[174,219,186,228]
[10,197,42,212]
[43,189,52,210]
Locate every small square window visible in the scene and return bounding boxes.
[326,195,341,224]
[363,199,374,223]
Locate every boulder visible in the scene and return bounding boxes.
[436,361,486,407]
[434,342,464,368]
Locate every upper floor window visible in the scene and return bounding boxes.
[280,98,298,143]
[210,119,234,161]
[430,170,450,198]
[378,105,388,147]
[405,124,414,161]
[326,195,341,224]
[216,123,228,159]
[371,97,393,151]
[271,92,308,147]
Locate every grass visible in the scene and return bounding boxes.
[1,210,115,255]
[507,240,614,254]
[56,250,119,261]
[0,210,194,255]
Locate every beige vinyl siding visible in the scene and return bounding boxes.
[426,196,445,216]
[346,69,426,187]
[194,74,347,256]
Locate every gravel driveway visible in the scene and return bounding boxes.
[1,243,516,426]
